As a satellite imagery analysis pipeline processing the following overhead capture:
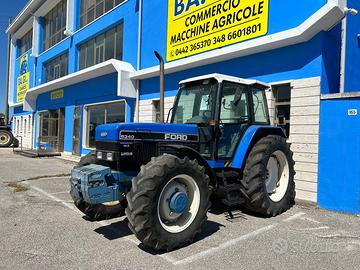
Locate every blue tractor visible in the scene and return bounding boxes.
[0,113,15,148]
[70,73,295,251]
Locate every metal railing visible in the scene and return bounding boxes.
[37,136,63,153]
[12,136,23,153]
[13,135,63,155]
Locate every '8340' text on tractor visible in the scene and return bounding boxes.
[70,70,295,251]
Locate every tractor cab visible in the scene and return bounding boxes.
[171,74,270,162]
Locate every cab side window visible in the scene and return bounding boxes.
[252,88,269,123]
[220,83,249,124]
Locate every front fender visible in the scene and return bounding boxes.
[162,144,217,189]
[231,126,286,170]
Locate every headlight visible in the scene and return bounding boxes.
[97,152,103,159]
[106,152,113,161]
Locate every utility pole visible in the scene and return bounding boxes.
[4,17,12,125]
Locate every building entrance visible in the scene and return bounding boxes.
[38,108,65,152]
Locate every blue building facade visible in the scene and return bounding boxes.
[6,0,360,212]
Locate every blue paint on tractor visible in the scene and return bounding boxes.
[231,126,286,169]
[169,192,188,214]
[95,122,199,142]
[207,160,226,169]
[70,164,136,205]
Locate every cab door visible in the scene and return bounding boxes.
[217,82,251,160]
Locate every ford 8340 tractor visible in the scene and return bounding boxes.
[70,73,295,251]
[0,113,15,148]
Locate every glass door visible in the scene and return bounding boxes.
[38,108,65,152]
[72,106,82,156]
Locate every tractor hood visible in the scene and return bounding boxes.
[95,123,199,143]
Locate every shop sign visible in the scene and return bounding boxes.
[16,54,30,103]
[167,0,269,61]
[51,89,64,100]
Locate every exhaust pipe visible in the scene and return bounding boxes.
[154,51,165,123]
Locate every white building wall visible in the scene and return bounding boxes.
[12,114,34,149]
[135,97,176,123]
[288,77,321,203]
[265,89,275,125]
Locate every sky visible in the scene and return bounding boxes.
[0,0,30,114]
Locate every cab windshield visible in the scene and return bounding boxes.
[172,80,218,125]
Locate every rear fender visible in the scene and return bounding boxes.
[231,126,286,170]
[163,144,217,190]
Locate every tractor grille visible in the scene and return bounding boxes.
[96,141,122,151]
[134,142,157,162]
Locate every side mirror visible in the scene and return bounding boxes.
[233,89,243,107]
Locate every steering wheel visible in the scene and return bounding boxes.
[202,110,212,120]
[185,110,212,124]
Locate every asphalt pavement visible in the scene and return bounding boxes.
[1,148,360,270]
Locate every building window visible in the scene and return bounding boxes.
[86,101,126,148]
[28,115,32,132]
[23,119,27,137]
[273,84,291,137]
[20,117,23,134]
[18,29,33,57]
[80,0,126,28]
[44,53,69,82]
[78,24,123,70]
[152,100,161,123]
[42,0,67,52]
[16,119,20,134]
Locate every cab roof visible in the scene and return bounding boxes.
[179,73,270,89]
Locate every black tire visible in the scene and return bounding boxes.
[0,129,14,148]
[242,135,295,217]
[126,154,211,251]
[73,197,126,221]
[72,151,125,221]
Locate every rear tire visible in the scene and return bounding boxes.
[72,152,125,221]
[0,130,14,148]
[242,135,295,217]
[126,154,211,251]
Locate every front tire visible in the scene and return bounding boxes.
[126,154,211,251]
[0,130,14,148]
[72,152,125,221]
[242,135,295,217]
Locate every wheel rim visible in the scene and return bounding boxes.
[0,132,11,146]
[157,174,201,234]
[265,151,290,202]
